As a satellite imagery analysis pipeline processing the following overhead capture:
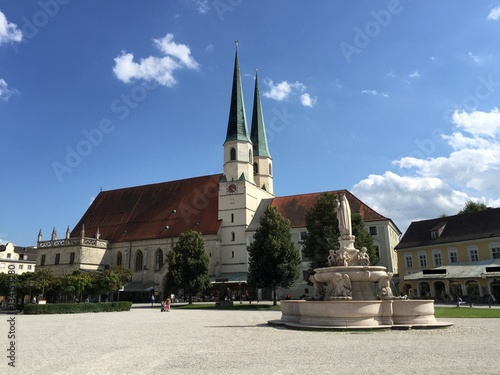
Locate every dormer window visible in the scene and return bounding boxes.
[430,222,447,239]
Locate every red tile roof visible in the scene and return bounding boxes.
[70,174,222,242]
[271,189,388,229]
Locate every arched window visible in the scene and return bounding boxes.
[135,250,143,271]
[116,251,123,266]
[253,162,258,174]
[230,148,236,160]
[249,149,252,162]
[269,162,272,175]
[231,232,235,241]
[155,248,164,271]
[231,213,234,223]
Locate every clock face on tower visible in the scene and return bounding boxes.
[226,182,238,194]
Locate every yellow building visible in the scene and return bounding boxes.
[395,208,500,303]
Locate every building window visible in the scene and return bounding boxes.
[433,250,442,266]
[135,250,143,271]
[448,248,458,263]
[231,232,235,241]
[269,163,272,175]
[230,148,236,161]
[231,213,234,223]
[490,245,500,259]
[418,252,427,267]
[116,251,123,266]
[41,255,46,266]
[249,149,252,162]
[369,226,378,236]
[468,246,479,262]
[253,162,258,174]
[69,252,75,264]
[155,249,164,271]
[19,265,23,270]
[28,265,32,270]
[7,253,11,258]
[55,253,60,265]
[231,251,235,258]
[404,254,413,268]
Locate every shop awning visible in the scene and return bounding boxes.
[122,281,156,292]
[210,272,247,284]
[404,259,500,281]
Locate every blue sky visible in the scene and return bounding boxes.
[1,1,500,246]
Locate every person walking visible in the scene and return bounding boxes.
[166,297,171,312]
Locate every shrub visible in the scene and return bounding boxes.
[23,301,132,315]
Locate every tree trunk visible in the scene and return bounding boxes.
[273,287,277,306]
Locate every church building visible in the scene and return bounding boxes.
[35,46,401,301]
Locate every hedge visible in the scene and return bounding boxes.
[23,301,133,315]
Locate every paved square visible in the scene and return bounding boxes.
[2,306,499,374]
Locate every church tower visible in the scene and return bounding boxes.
[222,42,254,184]
[218,44,274,276]
[250,69,273,194]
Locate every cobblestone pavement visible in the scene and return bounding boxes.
[2,305,500,374]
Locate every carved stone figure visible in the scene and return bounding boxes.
[336,194,352,237]
[330,272,352,298]
[358,247,370,266]
[378,272,394,299]
[309,275,325,300]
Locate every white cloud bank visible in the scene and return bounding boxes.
[0,11,22,45]
[0,79,18,101]
[113,34,199,87]
[263,79,316,107]
[353,108,500,233]
[487,7,500,20]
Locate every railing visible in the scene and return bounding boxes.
[38,237,108,248]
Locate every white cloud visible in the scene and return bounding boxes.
[205,43,214,52]
[195,0,210,14]
[263,79,315,107]
[468,51,481,64]
[352,108,500,233]
[409,71,420,78]
[487,6,500,20]
[0,79,19,101]
[361,89,389,97]
[300,93,317,107]
[0,11,22,45]
[113,33,199,87]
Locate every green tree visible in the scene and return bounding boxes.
[458,200,488,214]
[165,230,210,304]
[352,213,379,265]
[247,206,301,305]
[301,192,340,270]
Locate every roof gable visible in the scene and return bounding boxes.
[248,189,389,230]
[70,174,222,242]
[396,208,500,250]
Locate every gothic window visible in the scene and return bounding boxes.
[249,149,252,162]
[269,163,272,175]
[253,162,258,174]
[230,148,236,161]
[116,251,123,266]
[155,249,164,270]
[55,253,60,265]
[135,250,143,271]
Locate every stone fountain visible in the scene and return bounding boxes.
[269,194,452,330]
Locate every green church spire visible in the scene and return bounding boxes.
[225,41,250,143]
[250,68,270,157]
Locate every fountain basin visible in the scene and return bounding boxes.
[271,299,453,330]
